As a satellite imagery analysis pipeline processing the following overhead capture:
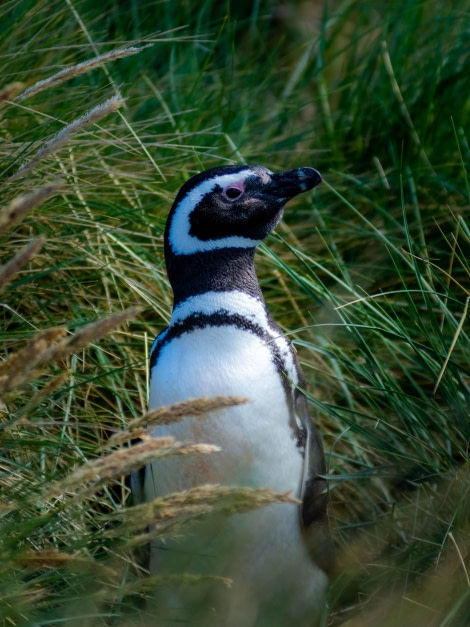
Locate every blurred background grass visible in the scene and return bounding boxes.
[0,0,469,624]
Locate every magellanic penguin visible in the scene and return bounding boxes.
[134,165,333,626]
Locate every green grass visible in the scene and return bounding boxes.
[1,0,469,624]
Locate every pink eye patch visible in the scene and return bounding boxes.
[223,180,245,200]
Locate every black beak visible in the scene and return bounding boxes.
[264,167,322,202]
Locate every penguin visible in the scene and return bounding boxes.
[135,164,333,626]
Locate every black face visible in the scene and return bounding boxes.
[166,164,322,254]
[189,171,283,242]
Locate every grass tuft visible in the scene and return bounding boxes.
[0,0,469,624]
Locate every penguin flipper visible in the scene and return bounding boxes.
[295,389,336,575]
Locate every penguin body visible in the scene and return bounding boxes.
[137,165,332,626]
[147,290,301,491]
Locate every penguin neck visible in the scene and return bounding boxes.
[167,247,265,308]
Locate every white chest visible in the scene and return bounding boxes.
[147,323,302,497]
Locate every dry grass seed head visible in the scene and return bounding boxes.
[106,395,250,448]
[47,438,220,500]
[0,186,62,236]
[16,46,149,103]
[0,238,44,291]
[119,484,299,542]
[0,308,139,397]
[45,306,141,363]
[19,549,116,577]
[10,95,125,181]
[0,327,67,396]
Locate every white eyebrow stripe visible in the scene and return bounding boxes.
[168,170,260,255]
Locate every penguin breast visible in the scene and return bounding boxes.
[147,323,303,496]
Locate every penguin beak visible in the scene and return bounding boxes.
[262,167,322,203]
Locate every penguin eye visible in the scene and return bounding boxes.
[223,186,244,201]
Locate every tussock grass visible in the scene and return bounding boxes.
[0,0,469,624]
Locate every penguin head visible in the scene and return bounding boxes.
[165,164,322,257]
